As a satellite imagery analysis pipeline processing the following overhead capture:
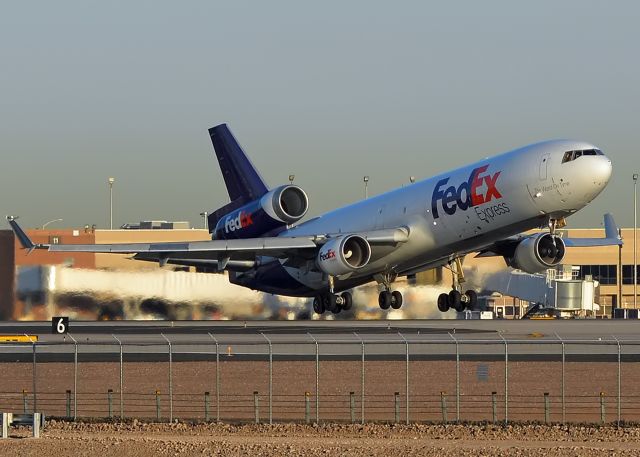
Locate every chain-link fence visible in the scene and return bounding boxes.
[1,332,638,424]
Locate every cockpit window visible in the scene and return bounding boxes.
[561,148,604,163]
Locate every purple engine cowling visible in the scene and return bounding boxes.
[213,185,308,240]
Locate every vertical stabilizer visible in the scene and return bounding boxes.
[208,124,270,231]
[209,124,269,202]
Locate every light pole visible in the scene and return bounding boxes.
[200,211,209,231]
[634,173,638,309]
[41,218,63,229]
[288,174,295,185]
[108,177,115,230]
[364,176,369,199]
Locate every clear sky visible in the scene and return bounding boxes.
[1,1,639,230]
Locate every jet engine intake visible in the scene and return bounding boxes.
[213,184,308,239]
[508,233,566,273]
[317,234,371,276]
[264,185,308,224]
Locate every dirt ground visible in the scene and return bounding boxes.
[3,422,640,456]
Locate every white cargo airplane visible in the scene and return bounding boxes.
[8,125,620,315]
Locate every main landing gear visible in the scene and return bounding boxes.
[376,272,403,311]
[313,291,353,315]
[437,257,478,313]
[313,275,354,315]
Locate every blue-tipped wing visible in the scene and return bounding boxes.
[562,213,622,247]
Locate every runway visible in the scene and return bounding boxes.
[1,319,639,362]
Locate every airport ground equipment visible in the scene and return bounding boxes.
[1,412,44,438]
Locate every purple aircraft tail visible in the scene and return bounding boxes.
[208,124,269,231]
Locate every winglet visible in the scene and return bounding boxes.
[6,216,38,252]
[562,213,623,247]
[603,213,620,242]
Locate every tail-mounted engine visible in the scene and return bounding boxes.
[213,185,308,240]
[317,234,371,276]
[507,233,566,274]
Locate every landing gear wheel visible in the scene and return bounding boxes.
[391,291,403,309]
[437,293,450,312]
[449,290,464,312]
[341,292,353,311]
[329,294,341,313]
[313,297,325,314]
[379,291,392,310]
[465,290,478,310]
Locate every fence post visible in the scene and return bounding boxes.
[208,333,221,423]
[544,392,550,424]
[161,334,173,423]
[68,334,78,421]
[204,392,210,421]
[398,332,410,424]
[308,333,320,424]
[305,392,311,424]
[22,389,27,413]
[112,335,124,420]
[108,389,113,419]
[353,332,365,424]
[32,413,41,438]
[260,333,273,425]
[216,341,220,422]
[350,392,356,424]
[441,391,448,423]
[492,391,497,424]
[600,392,606,424]
[394,392,400,424]
[155,390,161,421]
[254,391,260,424]
[556,334,566,425]
[66,390,72,418]
[499,334,508,425]
[448,333,460,423]
[31,337,37,413]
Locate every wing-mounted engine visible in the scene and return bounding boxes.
[213,185,309,240]
[317,234,371,276]
[506,233,566,273]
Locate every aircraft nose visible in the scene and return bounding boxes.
[593,156,612,187]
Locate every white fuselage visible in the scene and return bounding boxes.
[238,140,611,296]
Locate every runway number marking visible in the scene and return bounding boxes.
[52,316,69,334]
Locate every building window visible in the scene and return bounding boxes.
[578,265,617,285]
[622,265,640,285]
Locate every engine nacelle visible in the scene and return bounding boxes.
[508,233,566,273]
[213,185,309,240]
[317,235,372,276]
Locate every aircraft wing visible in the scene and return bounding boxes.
[7,216,409,270]
[476,213,622,258]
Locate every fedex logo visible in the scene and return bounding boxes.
[431,165,502,219]
[224,211,254,233]
[319,249,336,262]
